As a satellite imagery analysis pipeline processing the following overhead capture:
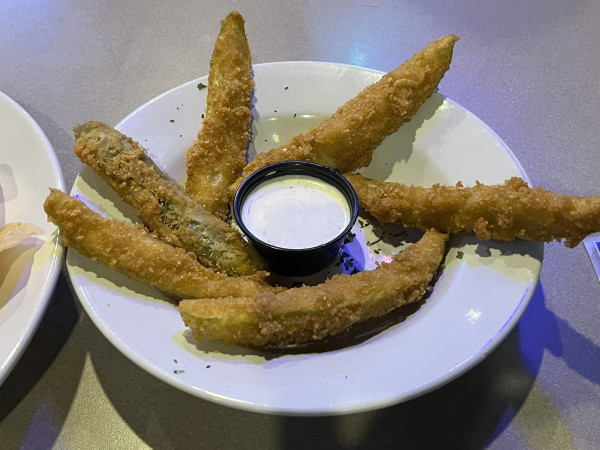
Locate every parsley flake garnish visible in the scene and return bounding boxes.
[456,251,464,259]
[197,82,207,90]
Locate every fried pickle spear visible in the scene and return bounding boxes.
[73,121,266,276]
[185,11,254,220]
[180,229,448,348]
[228,34,459,197]
[44,189,273,299]
[345,174,600,248]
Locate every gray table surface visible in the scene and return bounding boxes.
[1,1,599,448]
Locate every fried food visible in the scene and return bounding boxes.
[228,34,459,197]
[185,11,254,220]
[345,174,600,248]
[0,222,41,253]
[44,189,273,299]
[179,229,448,348]
[73,121,266,276]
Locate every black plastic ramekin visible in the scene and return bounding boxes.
[233,161,359,276]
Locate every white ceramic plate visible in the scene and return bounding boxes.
[68,62,543,415]
[0,91,65,385]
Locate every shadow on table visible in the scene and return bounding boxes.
[0,270,82,422]
[273,283,560,449]
[83,278,600,449]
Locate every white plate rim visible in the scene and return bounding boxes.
[0,90,65,385]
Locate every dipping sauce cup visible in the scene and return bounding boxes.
[233,161,359,276]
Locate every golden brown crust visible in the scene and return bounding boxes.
[73,121,266,276]
[43,189,272,299]
[179,230,448,348]
[228,34,459,198]
[345,173,600,247]
[185,11,254,220]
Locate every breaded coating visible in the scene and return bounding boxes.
[228,34,459,197]
[44,189,272,299]
[179,230,448,348]
[185,11,254,220]
[345,174,600,248]
[73,121,266,276]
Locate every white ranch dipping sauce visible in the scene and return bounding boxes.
[240,175,351,249]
